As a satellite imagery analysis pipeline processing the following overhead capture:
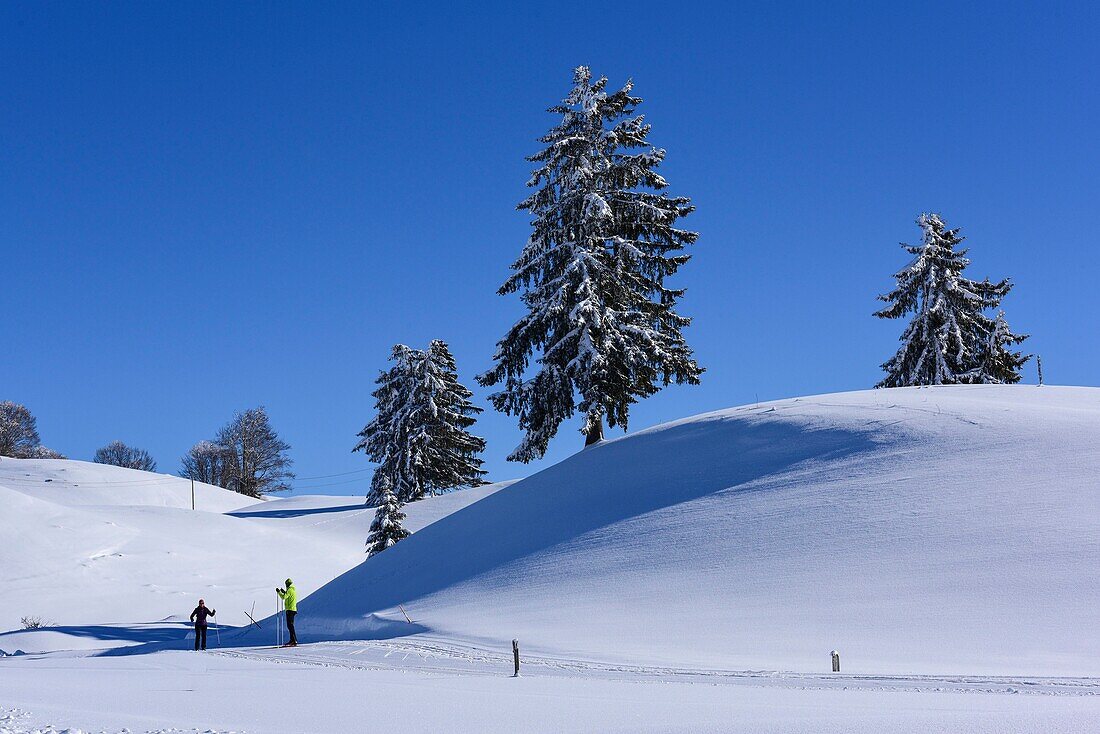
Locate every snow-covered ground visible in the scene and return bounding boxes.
[284,385,1100,676]
[0,457,509,639]
[2,386,1098,732]
[1,646,1096,734]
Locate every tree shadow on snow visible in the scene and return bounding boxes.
[227,503,366,519]
[92,613,428,656]
[0,621,195,655]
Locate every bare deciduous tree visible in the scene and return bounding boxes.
[180,408,293,497]
[216,407,294,497]
[94,440,158,471]
[179,440,235,488]
[0,402,59,458]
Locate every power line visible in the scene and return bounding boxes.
[291,467,373,481]
[1,465,374,492]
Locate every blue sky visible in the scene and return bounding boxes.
[2,2,1097,494]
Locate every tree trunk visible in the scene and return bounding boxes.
[584,417,604,447]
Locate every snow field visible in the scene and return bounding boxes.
[2,386,1098,732]
[0,650,1097,734]
[0,457,509,637]
[293,385,1100,675]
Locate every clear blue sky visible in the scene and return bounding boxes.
[2,2,1097,495]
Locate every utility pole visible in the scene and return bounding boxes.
[191,477,195,511]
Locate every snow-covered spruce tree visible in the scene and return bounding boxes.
[354,342,487,504]
[355,345,418,504]
[875,213,1018,387]
[418,340,487,492]
[365,472,409,557]
[965,311,1030,384]
[95,440,157,472]
[214,407,295,497]
[478,66,702,462]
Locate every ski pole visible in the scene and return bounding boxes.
[213,613,221,647]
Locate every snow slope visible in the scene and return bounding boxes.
[290,385,1100,676]
[0,457,509,637]
[0,459,251,512]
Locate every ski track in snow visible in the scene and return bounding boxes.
[213,639,1099,697]
[0,708,241,734]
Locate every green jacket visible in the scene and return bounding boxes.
[277,583,297,612]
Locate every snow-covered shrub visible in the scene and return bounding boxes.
[22,445,65,459]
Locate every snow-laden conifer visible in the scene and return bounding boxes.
[418,340,488,492]
[365,473,409,557]
[875,213,1022,387]
[965,311,1030,384]
[479,66,702,461]
[355,341,486,504]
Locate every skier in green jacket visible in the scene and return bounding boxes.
[275,578,298,647]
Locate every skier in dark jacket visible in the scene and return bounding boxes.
[189,599,216,651]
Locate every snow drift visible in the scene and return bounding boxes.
[294,385,1100,676]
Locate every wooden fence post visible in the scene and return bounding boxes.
[512,639,520,677]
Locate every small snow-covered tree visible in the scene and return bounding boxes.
[179,440,235,487]
[354,342,486,504]
[365,473,409,557]
[356,345,418,504]
[479,66,702,462]
[418,340,487,493]
[965,311,1029,384]
[215,407,295,497]
[95,441,157,472]
[875,213,1017,387]
[23,444,65,459]
[0,402,41,458]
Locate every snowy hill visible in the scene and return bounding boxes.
[0,458,509,637]
[0,459,250,512]
[290,385,1100,676]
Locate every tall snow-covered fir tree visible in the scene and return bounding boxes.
[478,66,702,462]
[354,341,486,504]
[875,213,1027,387]
[364,472,409,557]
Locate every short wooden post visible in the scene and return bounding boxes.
[831,650,840,673]
[512,639,520,677]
